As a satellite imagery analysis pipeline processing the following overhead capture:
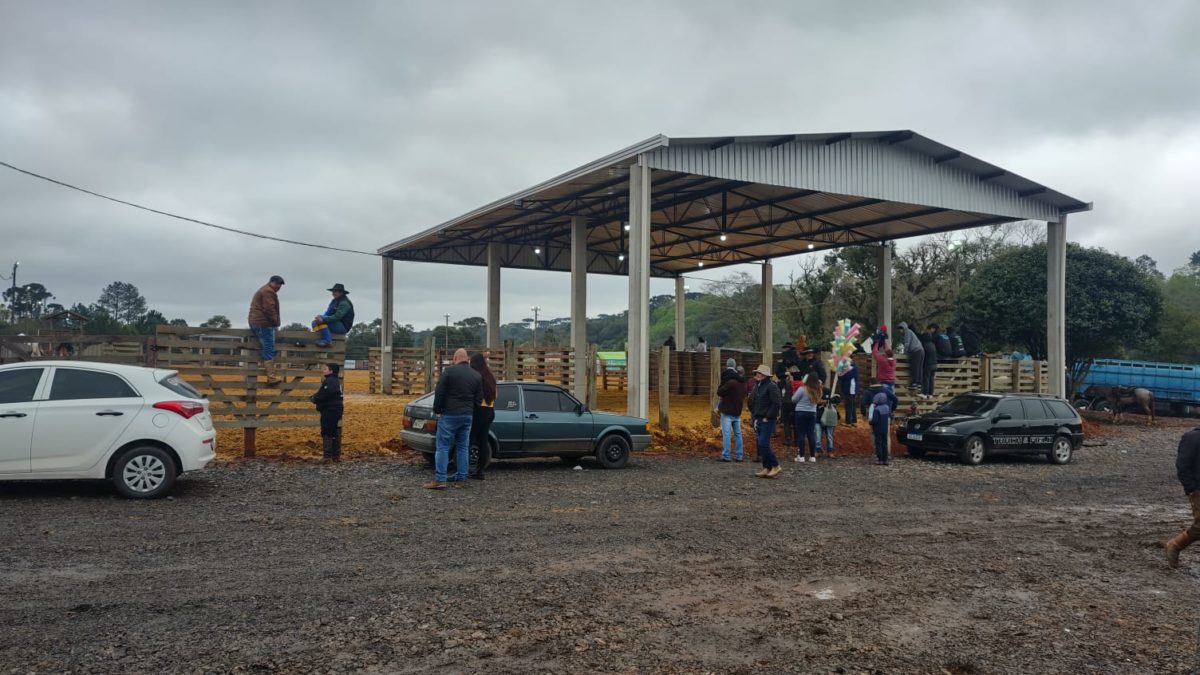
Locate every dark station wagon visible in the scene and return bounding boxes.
[896,392,1084,466]
[401,381,652,471]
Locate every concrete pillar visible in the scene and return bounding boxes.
[570,216,589,400]
[761,262,774,363]
[626,158,651,418]
[380,257,395,395]
[877,243,893,341]
[1047,216,1068,398]
[486,243,501,349]
[674,276,686,349]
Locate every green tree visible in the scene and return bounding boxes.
[282,322,308,332]
[96,281,148,325]
[169,318,189,327]
[133,310,169,335]
[1152,260,1200,363]
[958,243,1163,393]
[200,315,232,328]
[3,282,54,320]
[81,305,124,334]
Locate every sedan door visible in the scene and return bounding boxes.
[0,368,46,474]
[1021,399,1056,450]
[520,387,593,454]
[490,384,524,455]
[31,367,143,473]
[987,399,1027,451]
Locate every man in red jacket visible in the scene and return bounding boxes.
[1166,427,1200,568]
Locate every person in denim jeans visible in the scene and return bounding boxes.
[247,275,285,386]
[424,349,482,489]
[715,359,747,462]
[748,365,782,478]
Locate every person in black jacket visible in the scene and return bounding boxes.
[959,322,981,356]
[425,348,482,490]
[310,363,344,462]
[1166,427,1200,568]
[747,365,782,478]
[920,326,938,398]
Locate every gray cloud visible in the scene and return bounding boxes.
[1,0,1196,329]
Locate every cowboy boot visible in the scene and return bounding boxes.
[265,360,282,387]
[331,434,342,462]
[1166,532,1193,569]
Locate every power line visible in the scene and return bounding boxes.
[0,160,379,257]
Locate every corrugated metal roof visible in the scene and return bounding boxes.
[379,131,1090,278]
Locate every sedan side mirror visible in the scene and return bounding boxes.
[993,413,1012,422]
[575,402,588,415]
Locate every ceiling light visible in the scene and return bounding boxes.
[719,234,727,242]
[807,243,815,250]
[618,253,625,261]
[698,261,705,268]
[534,247,541,255]
[623,223,631,231]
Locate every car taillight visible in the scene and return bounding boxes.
[154,401,206,419]
[402,416,413,430]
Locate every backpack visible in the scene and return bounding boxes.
[871,391,892,419]
[936,332,952,357]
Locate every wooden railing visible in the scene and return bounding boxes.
[370,341,577,394]
[155,326,345,456]
[0,334,153,366]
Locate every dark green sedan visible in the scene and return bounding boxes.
[401,381,651,471]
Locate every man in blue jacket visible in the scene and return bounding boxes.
[1166,427,1200,568]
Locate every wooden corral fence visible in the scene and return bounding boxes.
[369,340,577,394]
[155,326,345,456]
[648,350,711,395]
[600,360,627,390]
[0,334,153,365]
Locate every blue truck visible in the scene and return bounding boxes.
[1073,358,1200,416]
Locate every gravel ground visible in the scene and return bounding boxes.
[2,424,1199,674]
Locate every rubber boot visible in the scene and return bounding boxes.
[321,437,336,463]
[1166,531,1193,569]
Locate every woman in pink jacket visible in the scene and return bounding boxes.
[873,341,897,395]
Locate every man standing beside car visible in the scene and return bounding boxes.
[425,348,482,490]
[1166,426,1200,568]
[248,275,285,387]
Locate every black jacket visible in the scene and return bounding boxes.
[960,324,981,356]
[1177,428,1200,495]
[433,362,482,417]
[310,373,343,410]
[748,378,782,421]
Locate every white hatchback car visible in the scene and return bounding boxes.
[0,361,216,498]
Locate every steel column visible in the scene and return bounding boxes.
[674,276,686,350]
[1047,216,1067,397]
[486,243,502,349]
[570,216,588,400]
[380,257,395,395]
[877,244,892,342]
[761,262,773,362]
[627,158,651,418]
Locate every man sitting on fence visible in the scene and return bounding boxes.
[425,348,482,490]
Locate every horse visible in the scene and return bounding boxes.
[1108,386,1156,425]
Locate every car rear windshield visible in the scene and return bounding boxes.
[412,392,435,407]
[939,395,995,416]
[159,374,204,399]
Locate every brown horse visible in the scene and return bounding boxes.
[1108,386,1156,425]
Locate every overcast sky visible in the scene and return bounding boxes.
[2,0,1197,330]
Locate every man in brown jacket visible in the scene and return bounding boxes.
[248,275,284,386]
[716,358,747,462]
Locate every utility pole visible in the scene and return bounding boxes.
[443,313,451,351]
[0,261,18,321]
[531,306,541,350]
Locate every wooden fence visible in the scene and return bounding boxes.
[369,341,578,394]
[0,334,153,365]
[155,326,345,456]
[647,350,711,395]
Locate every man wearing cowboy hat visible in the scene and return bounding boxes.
[747,364,783,478]
[313,283,355,348]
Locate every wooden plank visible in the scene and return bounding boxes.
[659,345,670,431]
[215,418,322,429]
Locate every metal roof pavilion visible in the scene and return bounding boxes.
[378,131,1090,277]
[377,131,1088,415]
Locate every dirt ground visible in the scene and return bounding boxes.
[3,418,1199,673]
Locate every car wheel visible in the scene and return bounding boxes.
[907,447,927,458]
[595,434,631,469]
[1090,399,1112,413]
[112,446,176,499]
[1072,398,1092,411]
[1048,436,1073,465]
[958,435,986,466]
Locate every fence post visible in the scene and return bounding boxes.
[244,428,256,458]
[709,347,721,428]
[504,340,517,381]
[659,345,670,430]
[1010,359,1021,393]
[600,359,609,391]
[424,336,436,392]
[587,344,598,410]
[1033,361,1044,393]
